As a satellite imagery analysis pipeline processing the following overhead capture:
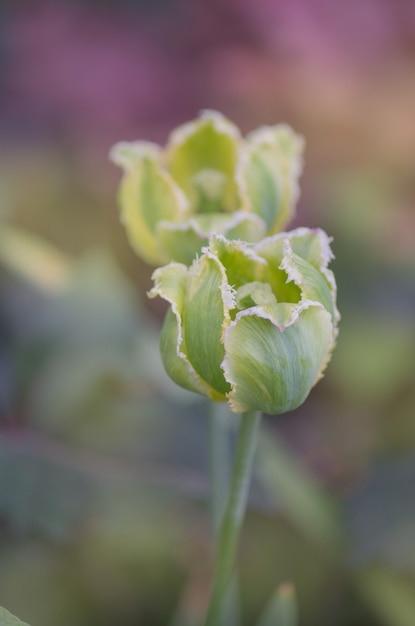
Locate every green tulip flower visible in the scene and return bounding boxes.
[110,110,303,266]
[149,227,339,414]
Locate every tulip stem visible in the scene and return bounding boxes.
[209,403,240,626]
[204,409,261,626]
[210,402,231,537]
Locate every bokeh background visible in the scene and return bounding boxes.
[1,1,415,625]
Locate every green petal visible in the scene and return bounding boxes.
[0,606,30,626]
[165,110,241,213]
[283,227,334,270]
[183,255,233,395]
[255,228,339,320]
[223,303,333,414]
[253,235,302,304]
[281,248,336,323]
[257,227,336,280]
[235,281,278,311]
[192,211,265,243]
[209,234,266,291]
[156,221,209,266]
[283,227,340,325]
[148,261,189,306]
[149,263,224,400]
[236,125,304,233]
[223,211,266,242]
[117,146,189,266]
[157,212,266,266]
[110,140,161,171]
[160,308,225,399]
[273,230,339,325]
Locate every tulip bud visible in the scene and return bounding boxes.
[111,110,303,266]
[149,228,339,414]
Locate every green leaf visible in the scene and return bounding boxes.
[255,583,297,626]
[0,606,30,626]
[0,224,72,292]
[258,430,342,547]
[358,567,415,626]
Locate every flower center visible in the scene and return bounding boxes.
[191,168,228,213]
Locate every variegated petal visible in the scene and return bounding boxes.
[117,147,189,266]
[256,228,339,325]
[236,125,304,234]
[157,212,266,266]
[223,303,333,414]
[165,110,241,213]
[149,263,223,400]
[182,254,233,395]
[110,140,162,171]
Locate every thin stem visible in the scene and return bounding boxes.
[204,409,261,626]
[210,402,231,538]
[209,402,240,626]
